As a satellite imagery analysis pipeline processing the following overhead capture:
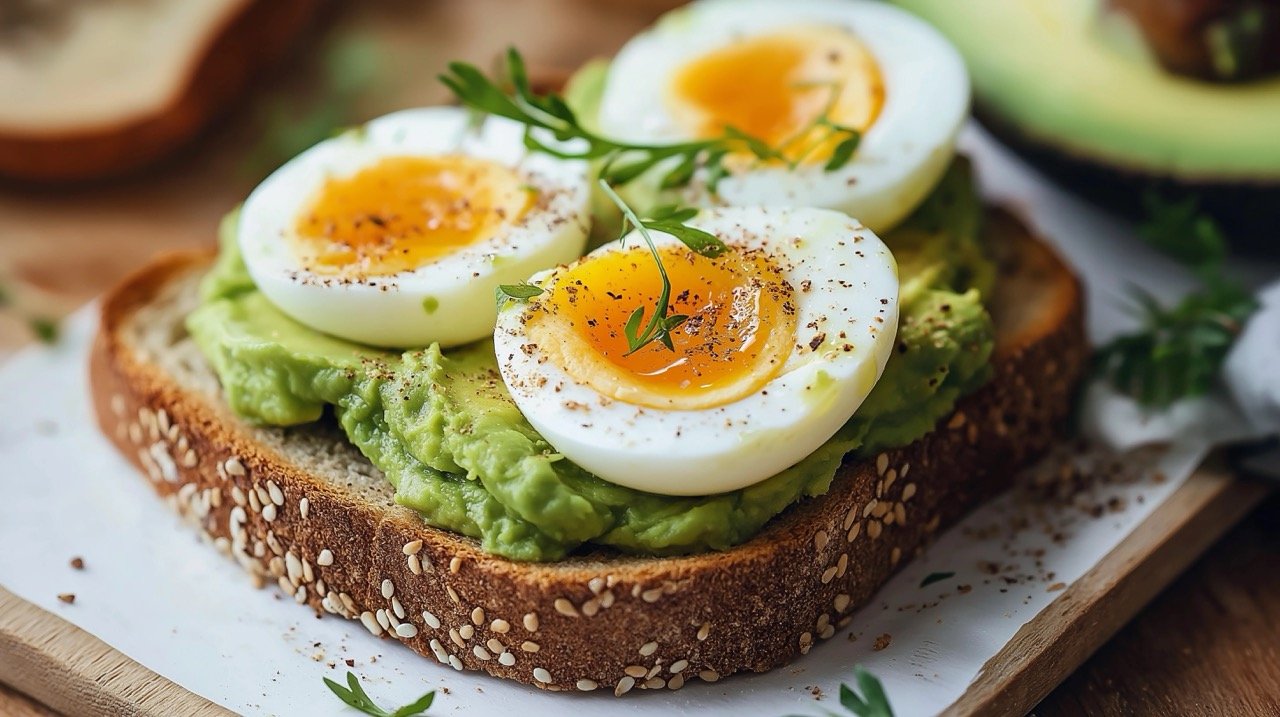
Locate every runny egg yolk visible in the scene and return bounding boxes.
[668,25,884,164]
[293,155,533,277]
[531,245,798,410]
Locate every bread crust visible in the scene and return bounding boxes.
[88,208,1086,694]
[0,0,318,184]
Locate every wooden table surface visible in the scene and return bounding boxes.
[1,1,1277,714]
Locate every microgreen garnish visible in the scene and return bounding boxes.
[919,571,955,588]
[323,671,435,717]
[495,282,546,308]
[1094,194,1258,408]
[440,48,860,192]
[597,180,726,355]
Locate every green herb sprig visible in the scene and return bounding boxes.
[787,667,895,717]
[838,667,895,717]
[495,282,545,307]
[492,184,723,356]
[440,48,860,192]
[323,671,435,717]
[598,180,726,354]
[1095,194,1258,408]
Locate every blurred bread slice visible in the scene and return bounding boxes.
[0,0,317,183]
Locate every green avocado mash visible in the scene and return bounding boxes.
[187,156,994,561]
[189,58,997,561]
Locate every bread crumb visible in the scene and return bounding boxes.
[69,557,84,570]
[872,633,892,651]
[1047,582,1067,592]
[57,593,75,604]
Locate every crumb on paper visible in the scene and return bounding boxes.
[69,556,84,570]
[1047,582,1067,592]
[872,633,892,651]
[57,593,75,604]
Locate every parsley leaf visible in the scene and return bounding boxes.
[323,672,435,717]
[1139,193,1227,269]
[1095,194,1258,408]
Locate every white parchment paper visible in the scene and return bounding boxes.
[0,127,1261,716]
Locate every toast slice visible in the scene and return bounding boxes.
[89,208,1085,694]
[0,0,317,183]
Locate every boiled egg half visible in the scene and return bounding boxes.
[494,207,899,495]
[238,107,591,348]
[597,0,969,233]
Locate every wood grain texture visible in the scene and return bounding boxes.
[1032,492,1280,717]
[0,682,60,717]
[946,461,1271,717]
[0,587,231,716]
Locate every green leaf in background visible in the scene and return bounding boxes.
[29,316,58,345]
[1095,195,1259,408]
[1138,193,1227,270]
[244,32,385,177]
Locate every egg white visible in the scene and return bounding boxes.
[494,206,899,496]
[238,107,591,349]
[597,0,970,234]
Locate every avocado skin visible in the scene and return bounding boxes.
[977,105,1280,254]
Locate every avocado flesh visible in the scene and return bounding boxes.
[894,0,1280,182]
[187,163,995,562]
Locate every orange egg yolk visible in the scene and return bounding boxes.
[292,155,533,277]
[532,245,797,410]
[668,25,884,164]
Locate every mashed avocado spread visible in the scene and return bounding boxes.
[186,67,996,561]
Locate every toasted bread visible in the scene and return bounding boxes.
[88,207,1085,694]
[0,0,317,184]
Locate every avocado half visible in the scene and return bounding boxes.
[893,0,1280,249]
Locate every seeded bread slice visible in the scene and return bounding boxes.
[89,208,1086,695]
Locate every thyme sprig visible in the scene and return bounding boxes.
[598,180,726,355]
[1094,194,1258,408]
[439,48,860,192]
[323,671,435,717]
